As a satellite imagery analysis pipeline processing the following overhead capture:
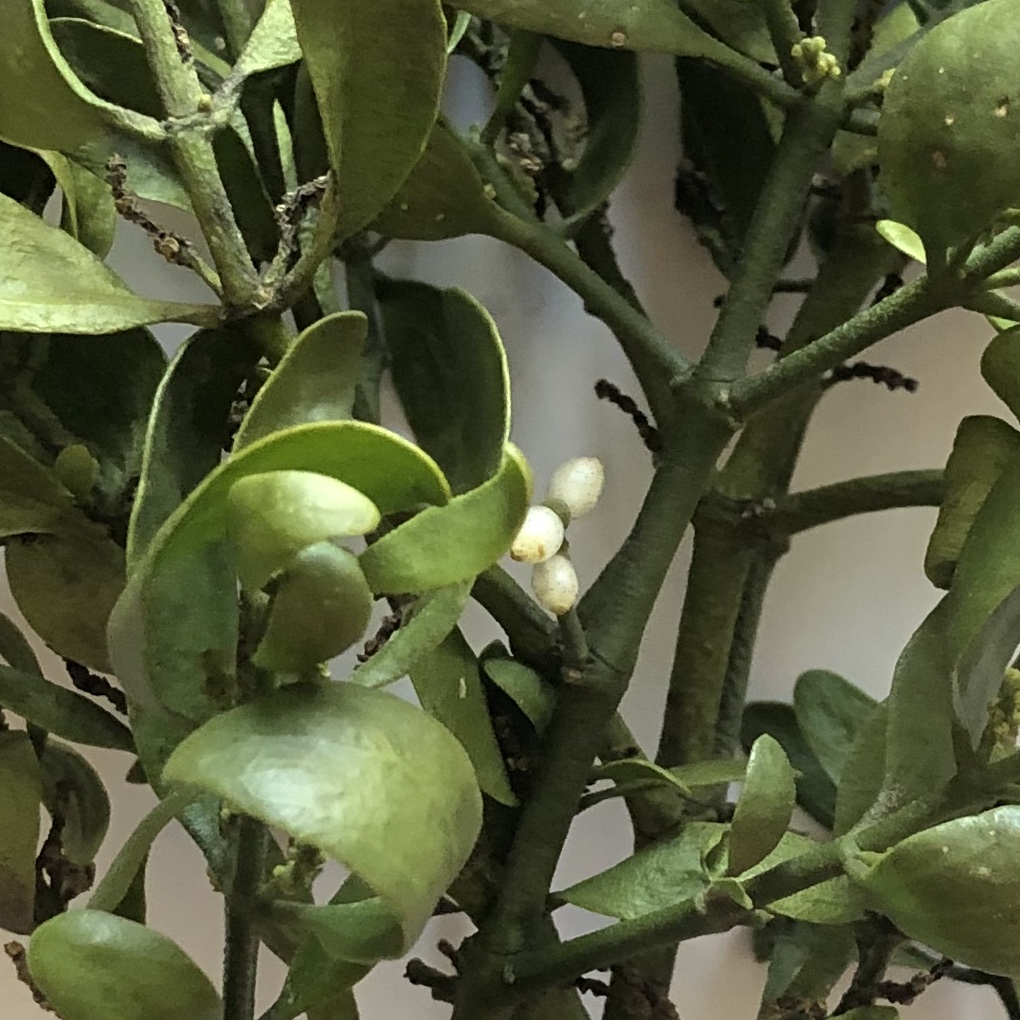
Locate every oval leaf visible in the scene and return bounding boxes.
[290,0,447,241]
[228,471,380,590]
[793,670,878,784]
[982,326,1020,423]
[728,734,796,876]
[834,702,889,836]
[162,681,483,944]
[28,910,221,1020]
[359,444,531,594]
[233,312,366,452]
[0,193,217,333]
[253,542,374,672]
[0,730,42,933]
[860,806,1020,976]
[377,280,509,492]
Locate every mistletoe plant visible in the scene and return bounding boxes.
[6,0,1020,1018]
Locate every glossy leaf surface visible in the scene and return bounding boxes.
[163,682,483,943]
[290,0,446,241]
[0,194,216,333]
[29,910,221,1020]
[728,734,796,876]
[925,416,1020,588]
[0,730,42,933]
[377,280,509,492]
[860,806,1020,976]
[359,445,530,594]
[233,312,365,452]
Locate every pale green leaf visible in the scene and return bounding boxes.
[40,152,116,258]
[163,681,483,945]
[290,0,447,241]
[28,911,221,1020]
[233,0,301,80]
[876,220,926,264]
[359,445,531,594]
[233,312,365,452]
[481,655,555,733]
[0,193,217,333]
[793,670,877,784]
[834,702,888,836]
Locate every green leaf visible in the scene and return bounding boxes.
[592,758,693,797]
[447,0,770,62]
[0,730,42,934]
[377,280,509,493]
[0,433,75,537]
[253,542,375,672]
[669,757,748,788]
[213,126,279,264]
[28,910,222,1020]
[268,897,404,964]
[359,445,531,594]
[163,681,483,945]
[290,0,447,242]
[0,193,217,333]
[371,119,504,240]
[39,740,111,865]
[556,822,725,919]
[877,0,1020,256]
[227,471,380,590]
[480,654,556,733]
[944,448,1020,743]
[876,220,926,264]
[233,312,365,452]
[728,734,796,876]
[40,152,116,258]
[742,702,836,830]
[834,703,889,836]
[0,611,43,675]
[0,663,132,751]
[352,582,472,689]
[982,326,1020,422]
[793,670,878,784]
[273,936,365,1020]
[859,806,1020,976]
[551,40,640,229]
[6,525,125,671]
[925,416,1020,588]
[27,329,167,495]
[409,628,515,806]
[880,599,956,812]
[742,832,866,925]
[674,57,775,277]
[88,790,193,913]
[678,0,774,61]
[127,325,255,568]
[233,0,301,80]
[0,141,56,212]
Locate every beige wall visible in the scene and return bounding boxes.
[2,54,1009,1019]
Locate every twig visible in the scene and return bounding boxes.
[4,942,54,1012]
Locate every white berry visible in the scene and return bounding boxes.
[546,457,605,519]
[532,554,579,616]
[510,505,565,563]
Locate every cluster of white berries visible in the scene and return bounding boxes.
[510,457,605,616]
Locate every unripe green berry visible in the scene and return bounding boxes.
[546,457,605,520]
[532,554,579,616]
[511,505,565,563]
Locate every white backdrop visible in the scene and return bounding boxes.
[2,54,1008,1019]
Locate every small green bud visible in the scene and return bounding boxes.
[54,444,99,498]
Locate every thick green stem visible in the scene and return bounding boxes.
[762,469,945,536]
[762,0,806,87]
[222,816,268,1020]
[131,0,261,307]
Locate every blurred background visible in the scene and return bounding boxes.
[2,53,1009,1019]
